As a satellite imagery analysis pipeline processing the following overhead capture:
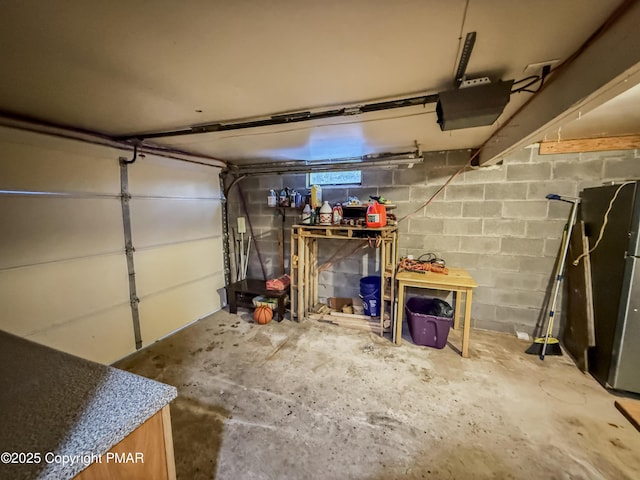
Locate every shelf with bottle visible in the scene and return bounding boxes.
[268,188,306,208]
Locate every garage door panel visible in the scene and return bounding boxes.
[139,274,224,344]
[0,196,123,269]
[135,237,223,298]
[1,141,120,194]
[128,155,221,198]
[130,198,221,248]
[26,304,134,364]
[0,254,130,335]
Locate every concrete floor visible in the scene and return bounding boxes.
[115,309,640,480]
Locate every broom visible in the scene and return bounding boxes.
[526,194,580,359]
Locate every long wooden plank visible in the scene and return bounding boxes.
[161,405,177,480]
[539,134,640,154]
[615,399,640,432]
[564,220,596,372]
[396,267,478,289]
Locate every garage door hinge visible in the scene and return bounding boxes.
[121,192,132,202]
[130,295,140,306]
[125,245,136,256]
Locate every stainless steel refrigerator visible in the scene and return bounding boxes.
[581,181,640,394]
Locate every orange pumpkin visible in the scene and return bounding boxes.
[253,305,273,324]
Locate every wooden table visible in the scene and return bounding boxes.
[226,278,290,321]
[395,267,477,357]
[290,224,398,336]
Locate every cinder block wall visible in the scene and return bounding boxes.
[225,146,639,335]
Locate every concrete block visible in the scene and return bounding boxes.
[259,175,283,190]
[347,187,378,202]
[463,165,506,184]
[519,256,557,275]
[379,186,410,203]
[422,234,461,253]
[527,180,578,200]
[547,201,572,220]
[280,174,307,190]
[471,302,496,322]
[526,220,566,238]
[440,252,480,269]
[462,201,502,218]
[484,183,527,200]
[408,217,445,233]
[534,151,579,164]
[443,218,482,235]
[362,169,393,187]
[494,305,541,328]
[472,318,519,334]
[494,272,547,291]
[410,185,442,202]
[249,214,278,229]
[477,254,520,271]
[401,234,426,250]
[506,163,552,181]
[473,286,496,304]
[553,160,603,181]
[604,157,640,180]
[446,149,472,166]
[459,236,501,254]
[483,219,526,236]
[247,189,267,205]
[466,268,496,287]
[492,288,546,309]
[444,184,484,201]
[544,238,562,257]
[393,164,429,185]
[424,201,463,218]
[397,218,410,235]
[503,201,548,219]
[428,167,464,185]
[422,151,448,168]
[238,176,260,190]
[503,148,533,164]
[393,201,422,219]
[501,238,544,256]
[322,189,347,204]
[578,180,608,192]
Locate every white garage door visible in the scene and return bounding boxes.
[0,126,225,363]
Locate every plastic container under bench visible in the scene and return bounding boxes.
[405,297,452,349]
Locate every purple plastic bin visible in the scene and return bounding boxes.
[405,297,452,349]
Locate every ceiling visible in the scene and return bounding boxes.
[1,0,639,168]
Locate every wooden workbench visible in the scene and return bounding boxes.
[395,267,477,357]
[290,224,398,336]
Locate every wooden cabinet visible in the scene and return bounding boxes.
[75,405,176,480]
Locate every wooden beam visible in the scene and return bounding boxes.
[478,0,640,165]
[539,134,640,154]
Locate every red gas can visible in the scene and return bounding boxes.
[366,201,387,228]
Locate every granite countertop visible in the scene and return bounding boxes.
[0,331,177,480]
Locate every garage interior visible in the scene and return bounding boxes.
[1,1,640,479]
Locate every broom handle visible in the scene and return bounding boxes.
[541,198,580,359]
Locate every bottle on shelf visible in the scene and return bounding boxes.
[311,185,322,209]
[332,203,343,225]
[366,200,387,228]
[302,204,312,224]
[268,189,277,207]
[319,201,332,225]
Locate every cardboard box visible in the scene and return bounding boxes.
[327,297,363,310]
